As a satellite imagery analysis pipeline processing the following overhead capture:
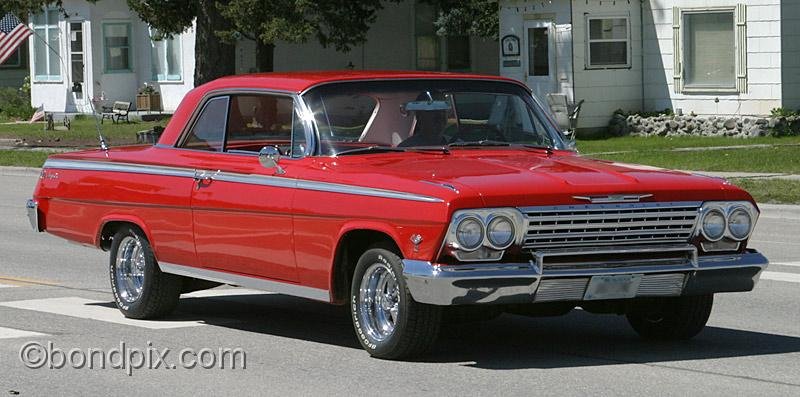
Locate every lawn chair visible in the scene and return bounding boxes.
[546,93,584,139]
[101,101,131,124]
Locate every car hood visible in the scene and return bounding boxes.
[324,150,752,207]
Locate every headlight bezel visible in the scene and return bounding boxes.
[697,201,758,243]
[444,208,525,261]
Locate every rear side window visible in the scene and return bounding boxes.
[182,96,229,151]
[226,94,295,153]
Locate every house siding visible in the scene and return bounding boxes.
[781,0,800,109]
[572,1,643,130]
[643,0,783,116]
[29,0,195,113]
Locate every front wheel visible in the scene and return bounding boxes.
[350,247,441,359]
[109,226,182,319]
[626,294,714,340]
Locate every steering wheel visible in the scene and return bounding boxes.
[448,124,506,144]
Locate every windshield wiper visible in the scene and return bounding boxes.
[516,144,554,154]
[448,140,554,154]
[448,140,511,147]
[336,146,407,156]
[336,145,449,156]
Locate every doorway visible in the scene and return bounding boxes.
[524,20,556,100]
[68,21,88,110]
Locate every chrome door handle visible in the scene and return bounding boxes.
[193,170,219,187]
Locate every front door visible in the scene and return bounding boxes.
[524,20,556,99]
[181,93,306,282]
[68,21,88,110]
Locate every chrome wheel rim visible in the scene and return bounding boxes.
[115,236,146,304]
[358,263,401,342]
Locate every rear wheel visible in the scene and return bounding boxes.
[350,247,441,359]
[626,294,714,340]
[109,226,182,319]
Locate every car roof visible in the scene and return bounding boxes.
[199,70,530,94]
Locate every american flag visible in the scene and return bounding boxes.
[29,104,45,123]
[0,13,33,65]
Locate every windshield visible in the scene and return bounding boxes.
[302,80,565,156]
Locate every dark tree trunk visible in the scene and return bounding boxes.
[255,42,275,73]
[194,0,236,85]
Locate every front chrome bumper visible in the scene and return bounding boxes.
[26,199,41,232]
[402,249,768,305]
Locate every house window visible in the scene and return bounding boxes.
[103,23,132,72]
[0,47,22,68]
[150,29,182,81]
[414,2,471,71]
[32,9,61,81]
[587,17,630,68]
[683,11,735,89]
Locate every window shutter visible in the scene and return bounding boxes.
[672,7,682,93]
[735,4,748,93]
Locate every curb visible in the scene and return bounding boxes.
[0,166,42,176]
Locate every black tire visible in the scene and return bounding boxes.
[109,226,182,319]
[350,247,441,359]
[626,294,714,340]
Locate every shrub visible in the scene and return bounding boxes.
[770,107,800,117]
[0,87,35,120]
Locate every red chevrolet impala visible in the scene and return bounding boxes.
[27,71,768,359]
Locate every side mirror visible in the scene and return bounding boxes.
[259,146,285,175]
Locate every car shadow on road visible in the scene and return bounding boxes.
[135,292,800,370]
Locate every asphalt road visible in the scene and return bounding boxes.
[1,167,798,396]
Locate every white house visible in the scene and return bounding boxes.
[499,0,798,130]
[26,1,195,113]
[25,0,498,113]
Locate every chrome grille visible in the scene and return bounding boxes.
[521,202,701,249]
[637,273,686,297]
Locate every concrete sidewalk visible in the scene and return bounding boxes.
[682,170,800,181]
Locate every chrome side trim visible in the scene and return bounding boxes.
[158,262,330,302]
[42,159,443,203]
[296,179,443,202]
[44,159,196,178]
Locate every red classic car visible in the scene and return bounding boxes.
[28,71,767,359]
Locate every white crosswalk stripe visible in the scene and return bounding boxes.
[0,297,206,329]
[761,271,800,284]
[0,283,17,288]
[770,262,800,268]
[0,326,47,339]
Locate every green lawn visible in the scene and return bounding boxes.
[729,178,800,204]
[586,146,800,174]
[577,135,800,154]
[0,150,51,167]
[0,117,168,146]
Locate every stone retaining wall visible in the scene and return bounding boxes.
[608,113,800,138]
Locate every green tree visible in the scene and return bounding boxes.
[428,0,499,39]
[216,0,400,73]
[6,0,400,86]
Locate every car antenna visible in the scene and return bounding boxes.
[89,99,109,153]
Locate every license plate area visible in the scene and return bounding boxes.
[583,274,642,300]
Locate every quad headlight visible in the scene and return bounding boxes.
[445,208,524,261]
[455,216,484,251]
[698,201,758,243]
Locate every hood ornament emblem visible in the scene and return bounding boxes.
[573,194,653,204]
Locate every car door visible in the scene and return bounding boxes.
[179,92,308,282]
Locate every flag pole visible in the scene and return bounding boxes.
[27,14,107,152]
